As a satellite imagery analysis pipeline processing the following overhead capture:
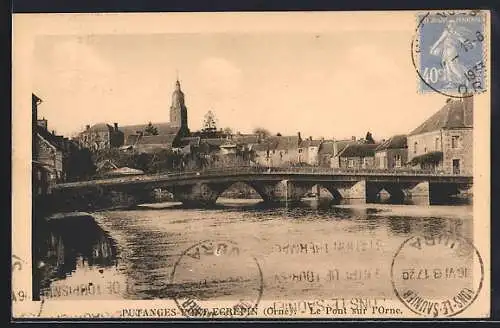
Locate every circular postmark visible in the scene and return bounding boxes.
[411,10,487,98]
[391,232,484,317]
[170,239,264,318]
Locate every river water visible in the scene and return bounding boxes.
[35,198,473,305]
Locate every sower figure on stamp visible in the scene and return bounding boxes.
[430,19,473,89]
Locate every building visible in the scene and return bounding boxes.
[407,97,473,175]
[123,134,179,153]
[298,137,323,165]
[78,123,125,151]
[36,127,65,182]
[374,135,408,170]
[329,138,356,168]
[317,140,336,167]
[253,135,301,167]
[333,142,379,169]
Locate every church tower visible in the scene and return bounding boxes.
[170,79,189,136]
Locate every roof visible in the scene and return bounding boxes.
[180,137,200,147]
[36,125,67,151]
[201,138,228,147]
[105,167,144,176]
[136,134,178,145]
[120,122,180,137]
[318,141,335,155]
[220,141,238,148]
[409,98,473,136]
[87,123,112,132]
[232,134,260,145]
[124,134,178,147]
[299,139,323,148]
[254,136,300,151]
[332,139,354,156]
[337,143,380,158]
[376,135,407,151]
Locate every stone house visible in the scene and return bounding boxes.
[253,135,301,167]
[407,97,473,175]
[317,140,335,167]
[298,138,323,165]
[329,138,356,168]
[374,135,408,170]
[78,123,125,151]
[333,143,379,169]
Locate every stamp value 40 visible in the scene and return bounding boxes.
[412,11,487,97]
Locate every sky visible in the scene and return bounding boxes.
[31,12,450,141]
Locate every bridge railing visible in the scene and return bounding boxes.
[55,165,470,188]
[179,165,453,176]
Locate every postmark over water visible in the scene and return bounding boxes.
[391,232,484,317]
[169,239,264,318]
[412,11,487,97]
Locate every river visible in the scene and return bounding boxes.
[34,197,473,305]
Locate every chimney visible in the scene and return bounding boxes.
[114,123,118,131]
[86,125,90,131]
[297,131,302,142]
[351,136,356,141]
[309,136,313,141]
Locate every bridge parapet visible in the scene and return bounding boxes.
[54,166,472,190]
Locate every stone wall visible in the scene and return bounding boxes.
[441,128,473,175]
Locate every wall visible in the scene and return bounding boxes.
[375,149,408,169]
[307,146,319,165]
[407,130,442,161]
[255,149,299,167]
[407,128,472,175]
[338,156,374,169]
[441,128,473,175]
[79,130,111,151]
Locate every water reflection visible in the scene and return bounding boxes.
[34,214,120,300]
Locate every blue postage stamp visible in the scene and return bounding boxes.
[415,11,486,96]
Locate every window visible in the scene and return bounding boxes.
[395,154,402,168]
[435,137,440,150]
[298,148,303,153]
[348,159,354,168]
[451,136,460,149]
[413,142,418,154]
[424,147,427,153]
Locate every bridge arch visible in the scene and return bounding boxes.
[217,181,268,202]
[311,183,343,200]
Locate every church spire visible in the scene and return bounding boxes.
[170,76,188,134]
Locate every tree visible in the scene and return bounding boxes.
[202,110,218,133]
[223,127,233,135]
[365,131,375,144]
[276,132,282,136]
[144,122,159,136]
[253,127,271,140]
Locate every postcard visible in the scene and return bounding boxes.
[12,10,491,319]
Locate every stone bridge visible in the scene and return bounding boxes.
[50,166,473,211]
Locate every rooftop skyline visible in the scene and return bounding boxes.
[31,12,450,140]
